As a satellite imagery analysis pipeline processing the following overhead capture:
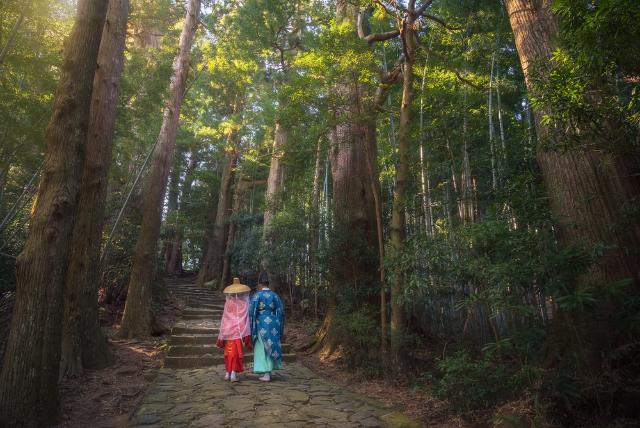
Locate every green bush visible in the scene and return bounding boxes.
[434,349,538,411]
[333,307,382,372]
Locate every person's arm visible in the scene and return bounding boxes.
[277,294,285,337]
[249,293,258,343]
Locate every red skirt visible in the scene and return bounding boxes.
[224,339,244,373]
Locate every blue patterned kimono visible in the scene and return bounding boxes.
[249,289,285,363]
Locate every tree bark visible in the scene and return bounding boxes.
[389,9,416,367]
[197,146,238,287]
[0,0,108,425]
[310,138,323,319]
[120,0,200,338]
[60,0,128,378]
[163,148,184,275]
[504,0,640,286]
[316,1,381,354]
[221,174,243,286]
[166,148,197,274]
[419,60,435,236]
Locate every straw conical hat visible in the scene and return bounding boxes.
[223,277,250,294]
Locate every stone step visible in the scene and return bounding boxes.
[164,353,297,369]
[170,334,218,345]
[191,303,225,310]
[169,289,217,295]
[169,287,213,292]
[186,300,224,307]
[171,326,219,335]
[173,294,219,300]
[167,344,217,357]
[182,313,219,320]
[183,308,222,316]
[168,338,293,351]
[185,297,223,303]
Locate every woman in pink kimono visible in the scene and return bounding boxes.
[216,278,252,382]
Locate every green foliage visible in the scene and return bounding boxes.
[434,349,538,411]
[333,306,382,372]
[532,0,640,151]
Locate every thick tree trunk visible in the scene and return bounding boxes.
[261,121,287,290]
[389,12,416,367]
[317,2,381,353]
[0,0,108,425]
[60,0,128,378]
[197,147,238,287]
[120,0,200,338]
[504,0,640,286]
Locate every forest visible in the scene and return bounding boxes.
[0,0,639,426]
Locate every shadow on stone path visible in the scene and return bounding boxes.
[129,280,420,427]
[130,363,420,427]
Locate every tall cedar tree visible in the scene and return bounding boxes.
[163,146,185,275]
[198,140,239,287]
[315,2,381,353]
[120,0,201,337]
[503,0,640,287]
[0,0,108,425]
[60,0,129,377]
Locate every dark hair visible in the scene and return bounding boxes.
[258,271,269,284]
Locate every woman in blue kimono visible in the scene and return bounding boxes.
[249,271,285,382]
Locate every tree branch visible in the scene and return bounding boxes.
[364,30,401,44]
[374,0,402,17]
[358,7,400,45]
[421,13,462,31]
[374,57,404,109]
[415,0,435,16]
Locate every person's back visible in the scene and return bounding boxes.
[249,272,284,381]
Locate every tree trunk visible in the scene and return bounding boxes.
[197,147,238,288]
[120,0,200,338]
[316,1,381,354]
[0,0,108,425]
[310,138,322,319]
[504,0,640,286]
[221,174,243,286]
[419,60,435,236]
[261,121,287,290]
[163,148,184,275]
[60,0,128,378]
[389,11,416,367]
[167,148,197,274]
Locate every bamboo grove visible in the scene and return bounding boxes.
[0,0,639,425]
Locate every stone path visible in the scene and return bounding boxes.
[129,281,419,427]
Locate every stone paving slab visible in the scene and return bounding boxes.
[129,362,420,428]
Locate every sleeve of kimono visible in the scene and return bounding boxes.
[276,293,285,337]
[249,293,258,343]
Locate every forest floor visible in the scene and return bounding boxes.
[57,292,185,427]
[285,321,487,428]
